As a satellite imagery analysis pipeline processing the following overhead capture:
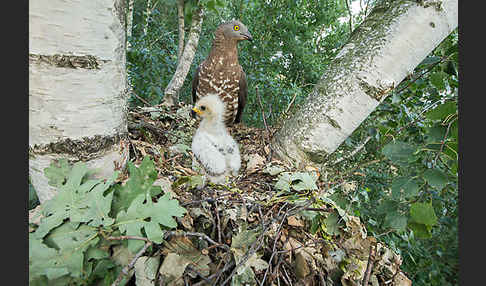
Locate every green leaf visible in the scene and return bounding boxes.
[44,159,72,188]
[384,211,407,232]
[410,202,438,226]
[419,56,441,66]
[111,157,160,215]
[36,163,115,238]
[429,71,446,90]
[408,222,432,239]
[274,172,292,192]
[391,176,419,199]
[423,169,448,190]
[323,213,341,236]
[382,141,416,164]
[116,193,186,253]
[425,101,457,121]
[290,172,318,191]
[29,234,69,282]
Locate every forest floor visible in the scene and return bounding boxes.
[121,102,412,286]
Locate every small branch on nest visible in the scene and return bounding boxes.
[163,231,230,251]
[362,241,377,286]
[111,240,152,286]
[107,235,151,242]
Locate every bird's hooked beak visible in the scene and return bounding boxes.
[240,31,253,41]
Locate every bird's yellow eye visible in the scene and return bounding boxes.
[233,25,240,31]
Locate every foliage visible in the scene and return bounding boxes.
[124,1,458,285]
[29,157,186,285]
[324,29,458,285]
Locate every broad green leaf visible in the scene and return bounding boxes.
[290,172,318,191]
[425,101,457,121]
[376,199,399,215]
[44,159,72,188]
[111,157,160,215]
[29,234,69,282]
[323,213,341,236]
[116,193,186,253]
[384,211,407,232]
[408,222,432,239]
[274,172,292,192]
[429,71,447,90]
[36,163,112,238]
[382,141,416,164]
[423,169,448,190]
[410,202,438,226]
[391,176,419,199]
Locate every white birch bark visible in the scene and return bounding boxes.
[127,0,135,50]
[163,6,204,106]
[271,0,458,166]
[143,0,152,35]
[29,0,129,203]
[176,0,185,66]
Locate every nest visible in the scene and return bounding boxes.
[121,102,411,286]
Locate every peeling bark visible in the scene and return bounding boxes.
[29,0,128,203]
[271,0,458,166]
[163,6,204,106]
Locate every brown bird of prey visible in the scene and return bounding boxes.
[192,20,252,126]
[191,94,241,184]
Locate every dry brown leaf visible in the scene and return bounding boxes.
[244,153,266,174]
[287,215,305,227]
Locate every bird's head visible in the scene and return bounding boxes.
[192,94,225,122]
[218,20,253,42]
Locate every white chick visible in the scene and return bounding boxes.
[191,94,241,184]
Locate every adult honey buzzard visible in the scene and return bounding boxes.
[192,20,252,126]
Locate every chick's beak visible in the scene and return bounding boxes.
[192,107,203,116]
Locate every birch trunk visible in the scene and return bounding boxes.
[271,0,458,167]
[127,0,135,50]
[29,0,129,203]
[143,0,152,35]
[176,0,185,66]
[163,6,204,106]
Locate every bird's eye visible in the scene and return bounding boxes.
[200,106,206,111]
[233,25,240,31]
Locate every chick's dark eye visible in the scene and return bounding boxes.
[200,106,206,111]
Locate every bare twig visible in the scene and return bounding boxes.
[131,90,152,107]
[433,120,454,167]
[107,235,151,242]
[163,231,230,251]
[362,241,377,286]
[344,0,353,33]
[256,86,271,138]
[111,241,152,286]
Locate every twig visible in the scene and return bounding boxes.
[111,241,152,286]
[107,235,151,242]
[344,0,353,33]
[256,86,271,139]
[362,241,377,286]
[215,200,222,244]
[433,120,453,167]
[163,231,230,251]
[131,90,152,107]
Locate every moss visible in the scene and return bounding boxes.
[29,54,106,69]
[29,133,128,161]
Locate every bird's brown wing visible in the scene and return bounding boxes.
[191,65,201,105]
[234,70,248,124]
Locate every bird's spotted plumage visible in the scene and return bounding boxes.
[191,94,241,184]
[192,20,252,126]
